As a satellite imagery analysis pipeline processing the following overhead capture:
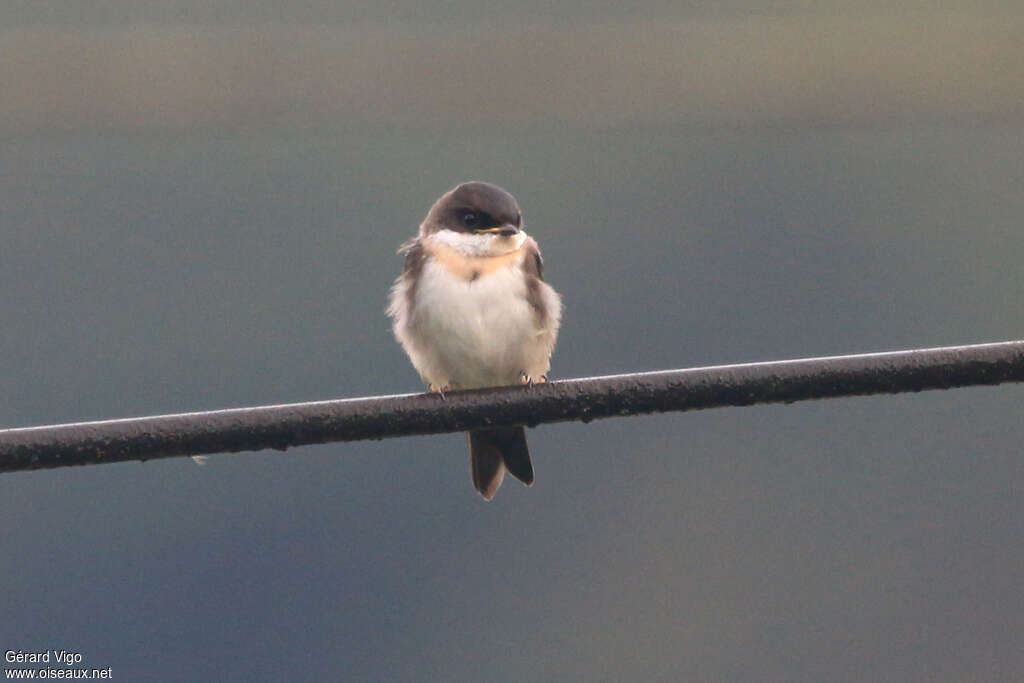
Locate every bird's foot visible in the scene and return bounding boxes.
[519,372,548,387]
[428,382,454,399]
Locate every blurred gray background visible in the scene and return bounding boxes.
[2,2,1023,681]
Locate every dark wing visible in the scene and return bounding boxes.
[522,239,545,281]
[398,238,426,307]
[399,238,426,275]
[522,239,550,324]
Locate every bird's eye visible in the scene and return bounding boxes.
[461,211,479,227]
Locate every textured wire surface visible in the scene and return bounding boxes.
[2,340,1023,473]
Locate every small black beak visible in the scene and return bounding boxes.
[498,224,520,237]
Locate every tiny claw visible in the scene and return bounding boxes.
[428,383,453,399]
[519,372,547,387]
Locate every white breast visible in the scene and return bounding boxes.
[399,257,553,389]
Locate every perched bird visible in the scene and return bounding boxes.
[388,182,562,499]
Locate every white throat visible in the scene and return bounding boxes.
[429,228,528,257]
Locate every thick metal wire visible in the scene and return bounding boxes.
[2,340,1023,473]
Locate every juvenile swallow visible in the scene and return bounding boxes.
[388,181,562,499]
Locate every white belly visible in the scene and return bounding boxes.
[403,259,551,388]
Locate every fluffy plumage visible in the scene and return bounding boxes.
[388,182,562,499]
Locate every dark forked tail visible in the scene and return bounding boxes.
[468,426,534,500]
